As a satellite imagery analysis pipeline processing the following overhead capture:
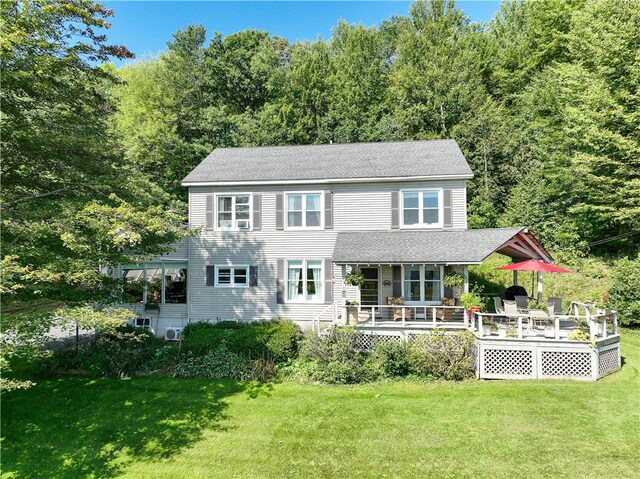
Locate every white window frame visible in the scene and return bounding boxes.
[400,188,443,229]
[214,193,253,231]
[214,264,250,288]
[122,261,188,304]
[285,191,324,230]
[285,259,324,303]
[401,264,444,305]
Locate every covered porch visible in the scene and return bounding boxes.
[331,227,553,329]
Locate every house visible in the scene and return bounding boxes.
[114,139,554,333]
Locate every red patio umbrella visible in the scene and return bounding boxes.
[498,259,572,301]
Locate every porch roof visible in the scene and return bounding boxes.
[333,228,553,265]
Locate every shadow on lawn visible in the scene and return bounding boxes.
[1,376,251,479]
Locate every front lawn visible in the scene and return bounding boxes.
[2,331,639,479]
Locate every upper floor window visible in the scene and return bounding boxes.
[401,189,442,228]
[286,193,322,229]
[217,194,251,230]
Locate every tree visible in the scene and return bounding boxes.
[1,1,189,308]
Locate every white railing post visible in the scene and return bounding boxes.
[602,316,607,339]
[554,316,560,340]
[478,313,483,337]
[518,316,523,339]
[612,311,618,335]
[402,307,406,327]
[463,306,469,328]
[432,307,437,327]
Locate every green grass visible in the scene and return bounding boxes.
[2,332,640,479]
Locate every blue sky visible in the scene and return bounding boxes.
[103,1,502,65]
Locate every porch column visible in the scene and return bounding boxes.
[463,265,469,293]
[537,271,543,302]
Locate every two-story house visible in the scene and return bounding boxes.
[115,139,552,337]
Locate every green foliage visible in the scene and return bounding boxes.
[609,256,640,326]
[181,320,301,362]
[297,328,379,384]
[407,330,476,380]
[343,270,365,287]
[371,340,412,377]
[174,347,252,381]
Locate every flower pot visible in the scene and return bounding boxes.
[346,307,359,326]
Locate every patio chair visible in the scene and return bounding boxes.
[493,296,505,314]
[514,295,529,311]
[547,297,562,316]
[502,300,521,326]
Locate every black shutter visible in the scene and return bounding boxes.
[392,265,402,297]
[324,191,333,229]
[206,195,214,230]
[249,265,258,287]
[206,265,215,286]
[276,259,285,303]
[275,193,284,230]
[443,189,452,228]
[252,194,261,231]
[324,259,333,303]
[391,191,400,229]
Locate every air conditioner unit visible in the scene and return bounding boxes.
[164,327,182,341]
[236,219,250,230]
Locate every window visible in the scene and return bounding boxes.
[122,263,187,304]
[215,265,248,287]
[401,190,442,228]
[216,194,251,230]
[287,260,323,302]
[402,265,442,303]
[286,193,322,228]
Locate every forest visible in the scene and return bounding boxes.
[1,0,639,319]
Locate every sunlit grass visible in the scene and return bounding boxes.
[2,331,639,479]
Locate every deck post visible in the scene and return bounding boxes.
[463,266,469,293]
[432,307,437,327]
[517,317,523,339]
[612,311,618,334]
[463,306,469,328]
[602,316,607,339]
[402,307,406,327]
[554,316,560,340]
[478,313,483,337]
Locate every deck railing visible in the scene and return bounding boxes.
[346,304,467,328]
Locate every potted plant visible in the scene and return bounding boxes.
[345,300,360,326]
[344,270,365,287]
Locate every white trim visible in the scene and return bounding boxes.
[285,259,324,303]
[214,193,253,232]
[284,191,325,230]
[214,264,250,288]
[182,174,474,187]
[399,188,443,229]
[401,264,444,305]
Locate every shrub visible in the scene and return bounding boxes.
[408,330,476,380]
[371,340,411,377]
[181,319,301,362]
[181,321,217,339]
[609,255,640,326]
[297,327,379,384]
[41,325,173,378]
[174,347,251,380]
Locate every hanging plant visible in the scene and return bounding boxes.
[443,272,464,290]
[344,270,365,287]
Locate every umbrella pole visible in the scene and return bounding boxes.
[537,272,543,302]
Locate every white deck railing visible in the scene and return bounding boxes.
[346,304,468,328]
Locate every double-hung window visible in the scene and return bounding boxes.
[401,189,442,228]
[215,265,248,287]
[286,193,322,229]
[286,260,323,302]
[402,265,442,304]
[216,194,251,230]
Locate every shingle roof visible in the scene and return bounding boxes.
[332,228,528,264]
[182,139,473,185]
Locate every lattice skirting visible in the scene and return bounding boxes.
[598,344,620,378]
[355,333,403,351]
[478,337,621,381]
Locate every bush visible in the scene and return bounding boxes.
[297,328,379,384]
[408,330,476,380]
[371,340,411,377]
[41,325,176,378]
[175,346,251,380]
[609,255,640,326]
[181,319,301,362]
